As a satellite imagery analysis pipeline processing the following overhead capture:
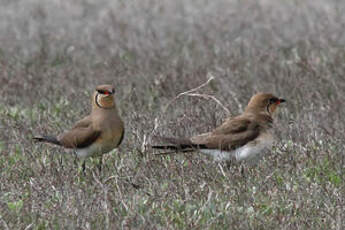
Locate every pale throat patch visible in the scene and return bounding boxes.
[96,94,113,109]
[96,94,104,107]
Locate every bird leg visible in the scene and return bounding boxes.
[98,156,103,172]
[240,164,246,177]
[59,155,63,169]
[82,161,86,173]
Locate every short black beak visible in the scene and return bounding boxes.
[279,98,286,103]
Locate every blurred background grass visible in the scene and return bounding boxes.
[0,0,344,229]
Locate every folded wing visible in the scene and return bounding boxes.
[58,116,101,148]
[153,115,261,152]
[191,116,260,150]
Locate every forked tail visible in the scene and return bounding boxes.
[33,135,61,146]
[152,136,205,154]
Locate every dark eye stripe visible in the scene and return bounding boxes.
[269,98,279,103]
[97,89,112,94]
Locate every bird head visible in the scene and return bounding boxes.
[244,93,286,116]
[93,84,116,109]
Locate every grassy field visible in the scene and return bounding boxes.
[1,0,345,229]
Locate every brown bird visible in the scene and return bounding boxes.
[152,93,285,163]
[33,84,124,171]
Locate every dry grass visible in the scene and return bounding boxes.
[0,0,345,229]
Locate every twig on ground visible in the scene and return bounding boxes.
[155,73,229,131]
[148,73,231,149]
[163,74,216,112]
[186,93,230,114]
[162,73,230,115]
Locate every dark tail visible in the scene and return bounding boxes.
[152,145,195,155]
[33,135,61,146]
[152,136,205,154]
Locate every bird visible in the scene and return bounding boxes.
[33,84,124,171]
[152,93,285,163]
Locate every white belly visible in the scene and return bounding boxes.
[75,144,113,159]
[200,134,274,162]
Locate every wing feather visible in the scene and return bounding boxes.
[192,116,261,151]
[58,116,101,148]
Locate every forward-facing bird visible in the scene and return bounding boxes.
[152,93,285,163]
[33,84,124,171]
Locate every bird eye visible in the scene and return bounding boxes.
[269,98,279,104]
[97,89,109,95]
